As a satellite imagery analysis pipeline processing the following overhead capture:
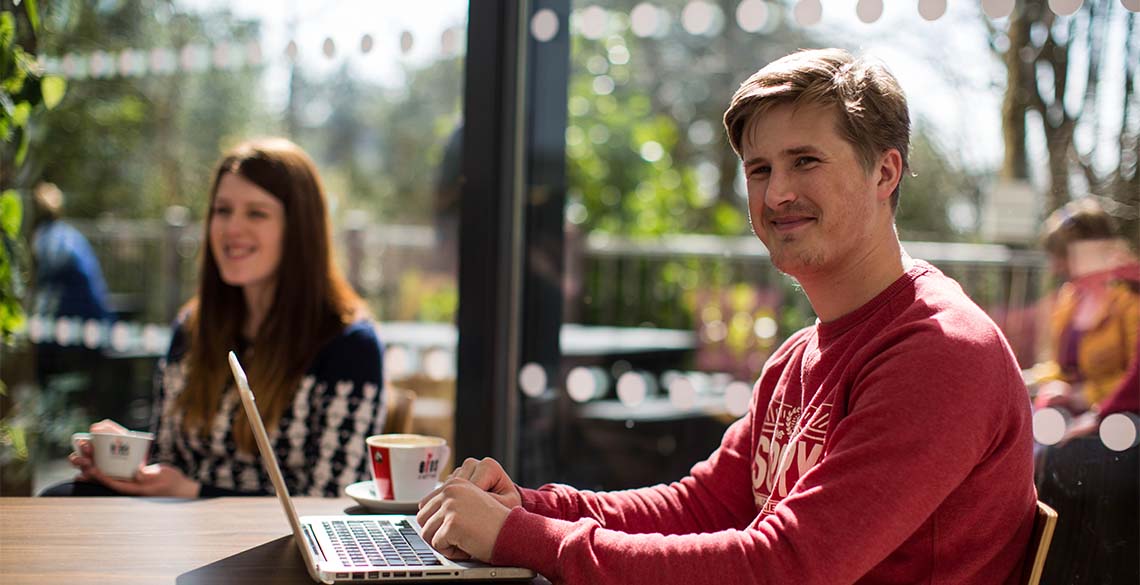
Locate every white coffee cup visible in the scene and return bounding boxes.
[366,434,450,501]
[71,430,154,480]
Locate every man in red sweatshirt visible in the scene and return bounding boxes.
[416,48,1037,585]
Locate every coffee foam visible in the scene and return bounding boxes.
[366,434,445,448]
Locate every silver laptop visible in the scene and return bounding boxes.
[228,351,535,583]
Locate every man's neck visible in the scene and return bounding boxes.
[796,235,909,323]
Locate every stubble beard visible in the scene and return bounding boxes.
[768,232,826,278]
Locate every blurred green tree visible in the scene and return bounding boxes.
[991,0,1138,241]
[566,1,979,241]
[29,1,266,220]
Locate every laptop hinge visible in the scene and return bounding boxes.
[303,524,328,562]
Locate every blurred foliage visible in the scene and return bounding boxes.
[4,1,1033,346]
[0,371,91,484]
[25,0,464,227]
[1,0,66,490]
[567,2,982,346]
[898,124,985,241]
[0,189,27,346]
[989,0,1138,237]
[29,0,266,220]
[565,1,981,242]
[11,1,465,323]
[395,271,457,323]
[295,56,464,223]
[565,4,754,238]
[4,0,70,350]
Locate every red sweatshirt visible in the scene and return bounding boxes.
[492,261,1037,584]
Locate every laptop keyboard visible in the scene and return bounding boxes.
[323,519,444,568]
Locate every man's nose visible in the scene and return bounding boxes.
[764,170,797,208]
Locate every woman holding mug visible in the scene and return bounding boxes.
[49,138,385,498]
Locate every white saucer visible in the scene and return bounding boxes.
[344,481,422,514]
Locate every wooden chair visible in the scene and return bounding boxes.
[1021,500,1058,585]
[383,387,417,434]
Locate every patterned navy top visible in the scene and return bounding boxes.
[149,319,385,497]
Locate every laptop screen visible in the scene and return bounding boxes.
[228,351,317,572]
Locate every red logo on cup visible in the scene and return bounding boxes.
[110,438,130,457]
[369,445,394,499]
[418,452,440,479]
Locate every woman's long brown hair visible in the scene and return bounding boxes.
[178,138,367,453]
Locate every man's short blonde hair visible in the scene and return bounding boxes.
[723,48,911,210]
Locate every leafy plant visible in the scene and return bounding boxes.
[0,189,26,347]
[1,0,71,494]
[2,1,65,348]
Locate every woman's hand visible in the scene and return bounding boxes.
[1034,380,1091,414]
[69,419,128,481]
[69,418,200,498]
[86,463,201,498]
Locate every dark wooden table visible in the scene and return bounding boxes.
[0,497,548,585]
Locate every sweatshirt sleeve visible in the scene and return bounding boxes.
[491,324,1032,585]
[517,414,757,536]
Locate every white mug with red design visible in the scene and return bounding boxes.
[70,430,154,479]
[366,434,450,501]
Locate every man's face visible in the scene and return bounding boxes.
[741,102,893,279]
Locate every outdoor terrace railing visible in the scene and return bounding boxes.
[66,217,1050,373]
[574,233,1051,377]
[68,217,444,325]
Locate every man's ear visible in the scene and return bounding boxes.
[875,149,903,203]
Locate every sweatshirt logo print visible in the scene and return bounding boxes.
[752,396,830,514]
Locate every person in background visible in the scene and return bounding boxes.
[1032,198,1139,415]
[30,182,112,405]
[30,182,111,323]
[1032,205,1139,583]
[46,137,385,498]
[414,49,1036,585]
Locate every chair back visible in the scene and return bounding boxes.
[1021,500,1058,585]
[383,387,417,434]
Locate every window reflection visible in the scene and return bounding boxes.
[2,0,469,495]
[552,4,1137,583]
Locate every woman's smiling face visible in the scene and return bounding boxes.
[208,172,286,296]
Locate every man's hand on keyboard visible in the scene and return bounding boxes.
[440,457,523,510]
[416,478,511,562]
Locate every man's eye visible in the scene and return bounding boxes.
[749,166,771,176]
[212,207,232,216]
[795,157,818,167]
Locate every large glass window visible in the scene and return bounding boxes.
[521,3,1137,581]
[1,0,470,494]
